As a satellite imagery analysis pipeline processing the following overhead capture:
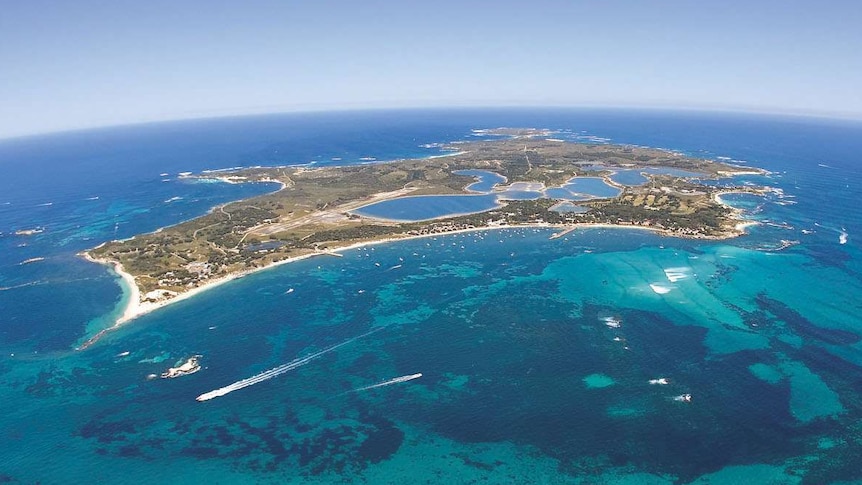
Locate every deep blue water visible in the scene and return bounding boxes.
[1,109,862,483]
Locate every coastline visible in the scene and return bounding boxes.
[713,189,762,231]
[75,137,761,350]
[77,215,750,350]
[77,247,331,350]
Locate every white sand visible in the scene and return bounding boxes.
[78,217,751,349]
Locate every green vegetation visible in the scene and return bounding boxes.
[88,130,765,298]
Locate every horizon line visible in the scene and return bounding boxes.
[3,103,861,143]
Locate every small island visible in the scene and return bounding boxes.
[80,129,766,348]
[160,355,202,379]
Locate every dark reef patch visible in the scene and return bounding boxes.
[357,418,403,464]
[756,293,860,345]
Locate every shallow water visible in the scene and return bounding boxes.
[1,109,862,483]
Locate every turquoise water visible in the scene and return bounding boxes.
[1,109,862,483]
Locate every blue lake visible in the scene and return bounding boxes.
[580,165,704,186]
[455,169,507,192]
[351,194,501,221]
[544,187,592,201]
[609,170,650,185]
[355,173,621,221]
[646,167,704,178]
[497,190,544,200]
[561,177,622,198]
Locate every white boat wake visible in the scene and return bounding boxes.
[196,328,381,402]
[349,373,422,393]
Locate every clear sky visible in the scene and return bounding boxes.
[1,0,861,139]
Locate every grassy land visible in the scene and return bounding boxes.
[88,132,764,298]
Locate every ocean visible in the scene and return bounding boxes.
[1,108,861,483]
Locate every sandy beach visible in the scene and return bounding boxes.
[78,188,752,351]
[77,247,336,349]
[78,224,566,349]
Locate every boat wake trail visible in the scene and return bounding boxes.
[196,328,381,402]
[349,373,422,393]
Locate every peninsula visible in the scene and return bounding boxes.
[81,129,766,347]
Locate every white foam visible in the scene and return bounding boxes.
[650,283,673,295]
[663,267,690,283]
[202,166,244,173]
[600,316,621,328]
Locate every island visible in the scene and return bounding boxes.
[80,128,767,348]
[160,355,202,379]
